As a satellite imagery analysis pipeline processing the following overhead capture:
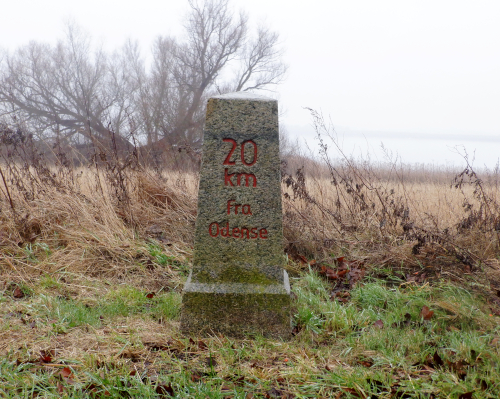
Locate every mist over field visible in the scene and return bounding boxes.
[2,0,499,168]
[288,122,500,169]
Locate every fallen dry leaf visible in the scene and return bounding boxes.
[335,256,346,267]
[39,350,55,363]
[420,306,434,320]
[57,382,65,394]
[358,360,373,368]
[198,340,208,351]
[205,355,217,367]
[320,265,339,280]
[348,266,365,286]
[191,370,204,382]
[13,286,24,298]
[265,387,290,398]
[276,376,286,384]
[221,383,233,391]
[297,254,308,265]
[156,383,174,397]
[59,367,73,379]
[373,319,384,329]
[332,290,350,303]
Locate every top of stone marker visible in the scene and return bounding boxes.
[213,91,274,102]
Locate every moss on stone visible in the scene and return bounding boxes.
[181,273,291,339]
[193,264,278,285]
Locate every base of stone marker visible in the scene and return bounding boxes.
[180,270,291,339]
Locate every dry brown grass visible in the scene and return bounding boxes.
[283,170,499,257]
[281,111,500,298]
[0,124,499,298]
[0,159,196,290]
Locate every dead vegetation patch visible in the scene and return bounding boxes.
[0,115,499,303]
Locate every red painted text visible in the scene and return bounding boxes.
[227,200,252,215]
[208,222,268,239]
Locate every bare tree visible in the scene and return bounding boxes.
[233,25,287,92]
[136,0,287,149]
[0,24,134,152]
[0,0,287,157]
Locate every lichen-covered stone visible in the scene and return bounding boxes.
[180,92,291,339]
[181,273,291,338]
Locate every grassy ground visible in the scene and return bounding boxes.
[1,264,499,398]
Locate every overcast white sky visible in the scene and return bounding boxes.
[2,0,499,168]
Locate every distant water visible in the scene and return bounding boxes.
[288,124,499,170]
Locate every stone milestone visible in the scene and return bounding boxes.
[180,92,291,339]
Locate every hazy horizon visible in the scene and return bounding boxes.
[1,0,499,167]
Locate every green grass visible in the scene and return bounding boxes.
[291,271,500,398]
[31,287,182,331]
[1,269,499,398]
[147,243,191,275]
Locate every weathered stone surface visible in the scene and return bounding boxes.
[180,92,291,339]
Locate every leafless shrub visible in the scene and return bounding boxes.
[281,109,500,291]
